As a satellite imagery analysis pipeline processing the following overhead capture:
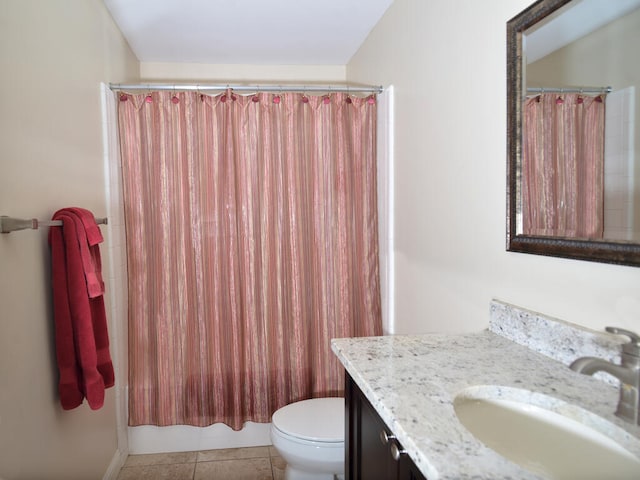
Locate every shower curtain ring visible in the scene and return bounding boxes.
[272,85,282,104]
[171,85,180,104]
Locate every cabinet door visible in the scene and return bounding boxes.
[358,395,399,479]
[399,453,428,480]
[345,374,428,480]
[346,374,398,479]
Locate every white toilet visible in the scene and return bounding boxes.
[270,397,345,480]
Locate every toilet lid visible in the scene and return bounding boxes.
[272,397,344,443]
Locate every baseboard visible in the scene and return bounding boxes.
[102,447,128,480]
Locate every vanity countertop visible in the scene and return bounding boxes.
[331,329,640,480]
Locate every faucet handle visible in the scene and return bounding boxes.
[605,327,640,356]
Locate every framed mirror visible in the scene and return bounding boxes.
[507,0,640,266]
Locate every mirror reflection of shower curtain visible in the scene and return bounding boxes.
[117,90,382,429]
[522,93,605,239]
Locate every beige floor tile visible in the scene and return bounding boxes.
[195,457,273,480]
[198,446,271,462]
[124,451,198,467]
[117,462,195,480]
[268,446,280,457]
[270,454,287,480]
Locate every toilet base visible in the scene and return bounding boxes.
[284,465,344,480]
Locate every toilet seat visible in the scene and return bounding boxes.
[271,397,344,443]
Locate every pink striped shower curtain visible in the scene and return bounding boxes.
[117,90,382,428]
[522,93,605,239]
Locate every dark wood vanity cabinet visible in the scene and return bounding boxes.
[345,374,428,480]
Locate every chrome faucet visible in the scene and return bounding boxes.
[570,327,640,425]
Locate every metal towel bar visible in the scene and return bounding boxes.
[0,215,108,234]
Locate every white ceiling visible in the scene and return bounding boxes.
[103,0,394,65]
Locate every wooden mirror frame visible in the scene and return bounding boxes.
[506,0,640,267]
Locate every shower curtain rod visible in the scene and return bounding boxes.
[526,86,612,94]
[109,83,383,94]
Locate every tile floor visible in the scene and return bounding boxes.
[117,446,286,480]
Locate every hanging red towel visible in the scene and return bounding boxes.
[48,208,114,410]
[66,207,105,298]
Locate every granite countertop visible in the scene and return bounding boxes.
[331,316,640,480]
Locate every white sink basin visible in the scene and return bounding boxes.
[454,386,640,479]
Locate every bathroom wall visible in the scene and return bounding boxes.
[140,62,347,84]
[347,0,640,334]
[604,87,636,241]
[0,1,139,479]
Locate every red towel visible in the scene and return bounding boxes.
[66,207,105,298]
[49,208,114,410]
